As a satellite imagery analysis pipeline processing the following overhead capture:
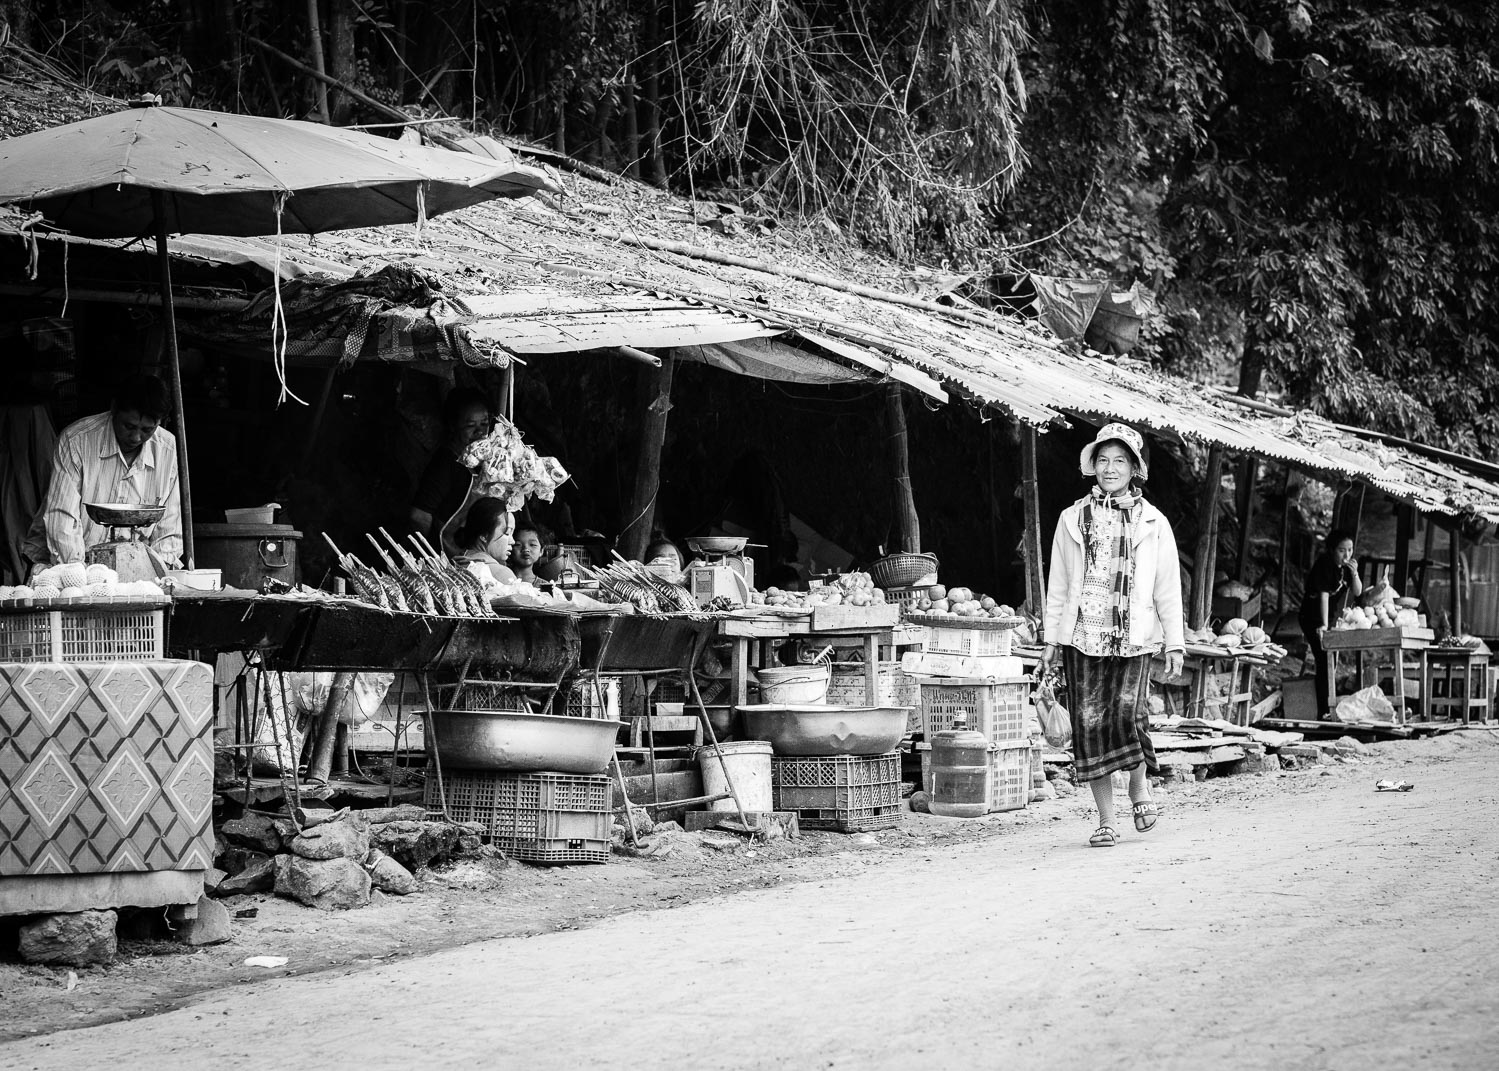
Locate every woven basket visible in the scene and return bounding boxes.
[869,552,938,590]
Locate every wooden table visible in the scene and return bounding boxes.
[1169,645,1269,726]
[1322,626,1434,725]
[717,606,924,707]
[1422,642,1491,724]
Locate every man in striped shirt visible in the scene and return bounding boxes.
[22,374,183,571]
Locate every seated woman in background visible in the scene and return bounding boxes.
[645,536,686,582]
[451,497,517,585]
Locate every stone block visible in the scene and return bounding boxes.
[369,820,460,871]
[211,856,277,898]
[289,818,370,862]
[176,895,232,946]
[218,847,271,877]
[274,855,371,911]
[221,813,283,854]
[18,910,117,967]
[366,851,418,895]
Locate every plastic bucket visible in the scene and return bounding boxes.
[697,740,774,812]
[755,664,830,704]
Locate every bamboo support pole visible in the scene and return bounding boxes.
[1191,446,1226,629]
[1020,425,1046,628]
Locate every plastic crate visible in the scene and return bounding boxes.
[887,586,933,614]
[565,677,621,720]
[919,677,1029,743]
[922,624,1012,658]
[0,607,165,662]
[427,768,612,864]
[771,753,902,832]
[918,740,1031,814]
[446,681,530,711]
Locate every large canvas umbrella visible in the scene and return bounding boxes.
[0,102,558,564]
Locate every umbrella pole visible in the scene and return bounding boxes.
[152,192,195,567]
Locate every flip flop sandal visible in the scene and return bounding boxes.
[1089,825,1120,847]
[1132,801,1159,833]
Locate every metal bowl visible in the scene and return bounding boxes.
[687,535,748,555]
[86,501,166,527]
[427,709,623,773]
[736,704,911,756]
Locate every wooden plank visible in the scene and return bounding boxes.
[1322,626,1434,649]
[810,604,899,631]
[1155,744,1245,766]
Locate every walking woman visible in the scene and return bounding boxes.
[1040,423,1186,847]
[1297,528,1362,717]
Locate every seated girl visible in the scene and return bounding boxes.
[451,498,518,585]
[509,521,551,584]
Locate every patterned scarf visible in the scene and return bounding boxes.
[1080,487,1143,646]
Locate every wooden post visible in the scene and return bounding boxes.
[1190,446,1225,629]
[307,671,356,785]
[885,386,921,553]
[1276,467,1293,615]
[619,350,675,561]
[1393,503,1414,593]
[304,0,331,122]
[1419,514,1437,600]
[1234,456,1259,582]
[1450,524,1463,636]
[1020,425,1045,630]
[153,195,195,568]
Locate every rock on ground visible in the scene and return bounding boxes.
[275,855,372,911]
[176,895,232,946]
[18,910,117,966]
[289,819,370,862]
[221,813,283,854]
[212,856,277,898]
[369,821,460,871]
[366,851,418,895]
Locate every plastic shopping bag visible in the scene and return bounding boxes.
[1033,675,1072,749]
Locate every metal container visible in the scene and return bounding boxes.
[736,704,911,756]
[427,709,624,773]
[192,523,301,591]
[85,501,166,528]
[687,535,748,555]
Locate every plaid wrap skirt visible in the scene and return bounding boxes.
[1062,646,1156,782]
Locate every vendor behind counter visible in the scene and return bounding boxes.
[409,388,492,555]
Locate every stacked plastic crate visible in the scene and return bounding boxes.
[770,752,902,832]
[426,766,613,864]
[906,618,1032,813]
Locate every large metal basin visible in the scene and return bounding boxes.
[86,501,165,527]
[427,710,623,773]
[737,704,911,756]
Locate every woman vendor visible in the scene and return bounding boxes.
[1297,528,1362,717]
[452,497,517,585]
[409,388,492,554]
[1040,423,1185,848]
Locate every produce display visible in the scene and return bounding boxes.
[1332,579,1422,631]
[752,571,886,609]
[1185,617,1288,660]
[910,584,1018,621]
[0,564,165,606]
[461,415,570,511]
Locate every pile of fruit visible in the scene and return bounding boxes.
[1186,617,1288,659]
[1334,582,1421,631]
[911,584,1016,620]
[0,564,165,604]
[752,571,887,609]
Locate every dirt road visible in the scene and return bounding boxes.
[4,733,1499,1070]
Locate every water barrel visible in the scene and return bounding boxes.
[697,740,774,811]
[929,727,989,818]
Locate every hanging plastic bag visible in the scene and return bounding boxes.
[1033,675,1072,749]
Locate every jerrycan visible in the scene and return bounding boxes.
[929,719,989,818]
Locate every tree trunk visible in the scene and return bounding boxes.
[327,0,357,124]
[1234,456,1259,582]
[884,386,920,553]
[620,352,676,561]
[621,75,642,180]
[1020,425,1046,630]
[304,0,331,122]
[1190,446,1225,629]
[643,7,668,186]
[1276,467,1293,615]
[592,89,616,166]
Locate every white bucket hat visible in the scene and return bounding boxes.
[1079,422,1148,481]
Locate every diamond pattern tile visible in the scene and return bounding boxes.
[0,660,215,876]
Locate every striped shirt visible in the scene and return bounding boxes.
[22,411,182,568]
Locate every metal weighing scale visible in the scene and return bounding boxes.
[686,536,756,607]
[84,501,169,583]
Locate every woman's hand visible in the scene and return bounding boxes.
[1039,644,1058,673]
[1164,650,1184,681]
